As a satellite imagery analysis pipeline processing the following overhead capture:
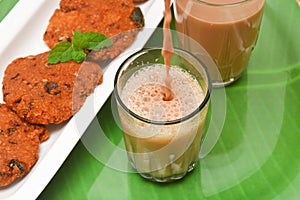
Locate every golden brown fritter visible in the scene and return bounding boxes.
[0,104,49,187]
[43,0,144,61]
[2,52,102,125]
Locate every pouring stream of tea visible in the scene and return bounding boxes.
[162,0,174,101]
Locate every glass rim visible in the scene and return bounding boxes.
[113,47,212,125]
[194,0,254,7]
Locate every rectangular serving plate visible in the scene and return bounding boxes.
[0,0,164,199]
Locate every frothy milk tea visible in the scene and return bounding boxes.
[116,61,209,182]
[175,0,265,86]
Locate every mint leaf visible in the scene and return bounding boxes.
[48,41,72,64]
[72,48,86,63]
[72,30,88,49]
[48,31,114,64]
[85,32,113,51]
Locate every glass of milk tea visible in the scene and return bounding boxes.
[174,0,265,87]
[114,48,211,182]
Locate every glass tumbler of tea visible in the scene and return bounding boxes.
[174,0,265,87]
[114,48,211,182]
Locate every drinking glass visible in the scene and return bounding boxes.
[114,48,211,182]
[174,0,265,86]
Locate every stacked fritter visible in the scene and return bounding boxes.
[1,0,144,187]
[0,53,102,187]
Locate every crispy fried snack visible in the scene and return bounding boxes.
[0,104,49,187]
[2,52,102,125]
[44,0,144,61]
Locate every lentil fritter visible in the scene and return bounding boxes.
[2,52,103,125]
[44,0,144,61]
[0,104,49,187]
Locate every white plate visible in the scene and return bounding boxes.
[0,0,164,199]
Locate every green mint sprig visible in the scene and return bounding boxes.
[48,30,113,64]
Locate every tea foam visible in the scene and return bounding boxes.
[121,64,204,121]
